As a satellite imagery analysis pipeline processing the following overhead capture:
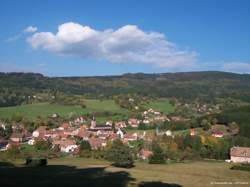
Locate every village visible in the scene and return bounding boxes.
[1,106,249,164]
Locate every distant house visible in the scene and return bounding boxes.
[32,126,48,139]
[0,138,8,151]
[115,121,127,129]
[58,122,70,130]
[139,149,153,160]
[0,121,6,130]
[77,128,91,140]
[230,147,250,163]
[89,117,112,131]
[128,118,140,128]
[88,138,106,150]
[123,133,138,142]
[165,130,172,137]
[52,139,78,153]
[212,131,224,138]
[51,113,59,118]
[10,133,23,143]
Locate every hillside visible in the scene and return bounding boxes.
[1,71,250,107]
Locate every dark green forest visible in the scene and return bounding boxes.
[1,71,250,107]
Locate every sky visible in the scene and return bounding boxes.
[0,0,249,76]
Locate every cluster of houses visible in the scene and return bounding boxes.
[0,117,153,160]
[0,112,250,163]
[127,108,170,128]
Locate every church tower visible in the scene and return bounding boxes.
[90,115,96,129]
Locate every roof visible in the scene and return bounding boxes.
[61,122,70,129]
[140,149,153,158]
[212,131,224,135]
[53,139,76,148]
[88,138,106,149]
[230,147,250,158]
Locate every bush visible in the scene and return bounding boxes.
[149,142,165,164]
[25,158,47,166]
[34,139,51,151]
[231,164,250,172]
[105,139,134,168]
[6,145,20,160]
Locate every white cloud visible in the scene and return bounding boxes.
[24,26,38,33]
[27,22,197,69]
[223,62,250,73]
[5,34,22,43]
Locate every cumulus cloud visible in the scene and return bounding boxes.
[223,62,250,73]
[24,26,37,33]
[27,22,197,69]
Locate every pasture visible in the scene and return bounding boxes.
[1,158,249,187]
[0,99,129,121]
[143,99,175,114]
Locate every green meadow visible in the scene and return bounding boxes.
[143,99,175,114]
[1,158,249,187]
[0,99,129,121]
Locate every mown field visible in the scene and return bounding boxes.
[0,99,129,121]
[143,99,175,114]
[0,158,249,187]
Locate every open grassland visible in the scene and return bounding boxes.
[143,99,175,114]
[1,158,249,187]
[0,99,129,120]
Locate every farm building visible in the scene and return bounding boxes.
[230,146,250,163]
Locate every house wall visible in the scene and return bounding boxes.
[11,137,22,142]
[231,156,250,163]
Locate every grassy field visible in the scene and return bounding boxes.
[1,158,249,187]
[0,99,129,121]
[143,99,175,114]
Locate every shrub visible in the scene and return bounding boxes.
[149,141,165,164]
[34,139,51,151]
[230,164,250,172]
[105,139,134,168]
[25,158,47,166]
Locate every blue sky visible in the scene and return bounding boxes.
[0,0,249,76]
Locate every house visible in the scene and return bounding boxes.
[52,139,78,153]
[115,121,127,129]
[116,128,124,139]
[10,133,23,142]
[190,128,196,136]
[0,138,8,151]
[123,133,138,142]
[106,121,113,126]
[212,131,224,138]
[51,113,59,118]
[28,139,35,145]
[139,149,153,160]
[32,126,48,138]
[230,147,250,163]
[165,130,172,137]
[89,117,112,131]
[77,127,91,140]
[128,118,140,128]
[0,121,6,130]
[88,138,106,150]
[59,122,70,130]
[143,119,150,124]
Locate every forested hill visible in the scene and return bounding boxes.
[1,71,250,106]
